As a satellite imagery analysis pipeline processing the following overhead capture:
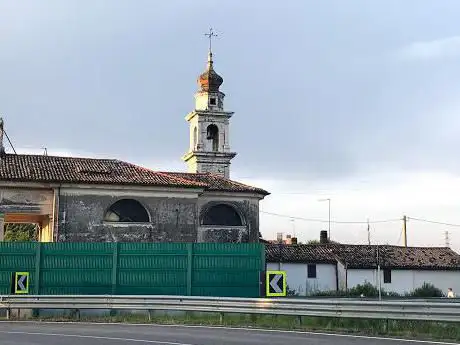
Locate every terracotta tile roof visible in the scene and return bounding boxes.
[162,172,270,195]
[265,243,338,264]
[333,245,460,270]
[0,153,269,194]
[265,244,460,270]
[0,153,204,187]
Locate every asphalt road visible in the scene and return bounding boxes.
[0,322,455,345]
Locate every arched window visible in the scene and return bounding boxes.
[206,124,219,152]
[202,204,243,226]
[193,126,198,150]
[104,199,150,223]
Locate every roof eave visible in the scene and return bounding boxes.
[0,178,206,190]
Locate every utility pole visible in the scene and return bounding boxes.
[319,198,331,240]
[376,244,381,301]
[445,231,450,248]
[367,218,371,245]
[328,199,331,240]
[402,215,407,247]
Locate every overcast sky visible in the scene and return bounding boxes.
[1,0,460,249]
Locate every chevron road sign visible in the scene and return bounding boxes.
[266,270,287,297]
[14,272,29,294]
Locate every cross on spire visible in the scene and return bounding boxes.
[204,28,218,53]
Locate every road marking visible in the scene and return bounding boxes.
[0,321,455,345]
[0,330,195,345]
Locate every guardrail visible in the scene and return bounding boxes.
[2,295,460,322]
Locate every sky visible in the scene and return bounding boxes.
[1,0,460,250]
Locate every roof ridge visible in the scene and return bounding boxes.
[4,152,119,161]
[156,171,208,187]
[205,172,253,185]
[125,162,208,187]
[202,172,270,192]
[154,171,269,195]
[121,162,206,187]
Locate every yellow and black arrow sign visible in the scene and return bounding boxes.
[266,270,287,297]
[14,272,30,294]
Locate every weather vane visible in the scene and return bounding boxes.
[204,28,218,52]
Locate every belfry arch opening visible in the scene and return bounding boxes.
[202,204,243,226]
[193,126,198,150]
[206,124,219,151]
[104,199,150,223]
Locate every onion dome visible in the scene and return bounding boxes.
[198,51,223,92]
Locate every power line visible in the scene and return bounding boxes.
[407,217,460,228]
[261,211,460,229]
[260,210,401,224]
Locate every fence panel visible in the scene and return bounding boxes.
[0,242,36,294]
[191,243,264,297]
[0,242,264,297]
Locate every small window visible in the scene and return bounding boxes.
[307,264,317,278]
[210,98,217,105]
[383,269,391,284]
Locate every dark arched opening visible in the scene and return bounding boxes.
[206,124,219,151]
[202,204,243,226]
[104,199,150,223]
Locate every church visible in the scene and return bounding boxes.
[0,44,269,243]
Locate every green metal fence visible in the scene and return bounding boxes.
[0,242,265,297]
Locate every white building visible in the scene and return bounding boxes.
[338,245,460,295]
[265,243,339,295]
[265,239,460,296]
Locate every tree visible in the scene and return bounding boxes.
[307,240,320,244]
[4,223,38,242]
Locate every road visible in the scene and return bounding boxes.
[0,322,455,345]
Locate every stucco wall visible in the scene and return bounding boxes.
[57,191,198,242]
[347,268,460,295]
[0,187,54,215]
[266,262,337,296]
[56,188,261,243]
[347,269,378,290]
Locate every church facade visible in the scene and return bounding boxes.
[0,47,269,243]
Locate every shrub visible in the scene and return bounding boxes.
[348,282,381,297]
[409,282,443,298]
[286,285,299,296]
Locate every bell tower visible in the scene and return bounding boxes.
[182,29,236,178]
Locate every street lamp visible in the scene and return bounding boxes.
[318,198,331,240]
